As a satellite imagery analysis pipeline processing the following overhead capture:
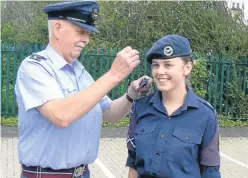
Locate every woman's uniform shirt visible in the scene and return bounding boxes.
[126,90,221,178]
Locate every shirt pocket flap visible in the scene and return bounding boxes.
[173,128,202,144]
[60,81,77,93]
[62,86,77,93]
[135,124,157,135]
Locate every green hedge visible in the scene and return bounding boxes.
[1,116,248,127]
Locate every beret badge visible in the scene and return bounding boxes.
[164,46,173,56]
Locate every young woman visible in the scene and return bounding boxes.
[126,34,221,178]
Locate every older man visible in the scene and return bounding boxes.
[15,1,151,178]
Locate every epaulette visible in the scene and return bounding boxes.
[29,53,46,61]
[197,97,215,113]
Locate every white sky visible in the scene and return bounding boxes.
[244,0,248,21]
[227,0,248,22]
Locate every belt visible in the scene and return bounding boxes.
[22,164,88,178]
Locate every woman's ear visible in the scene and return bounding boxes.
[184,61,193,76]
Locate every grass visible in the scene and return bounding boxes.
[102,117,130,127]
[1,117,18,126]
[218,115,248,127]
[1,115,248,127]
[0,116,132,127]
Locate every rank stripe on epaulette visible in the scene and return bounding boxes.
[29,54,46,60]
[197,97,215,111]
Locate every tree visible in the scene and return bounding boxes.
[1,1,248,58]
[1,1,56,43]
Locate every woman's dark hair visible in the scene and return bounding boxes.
[180,55,193,88]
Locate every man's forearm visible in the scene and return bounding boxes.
[103,94,132,123]
[38,71,120,127]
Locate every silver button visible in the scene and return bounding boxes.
[161,134,165,138]
[186,136,190,140]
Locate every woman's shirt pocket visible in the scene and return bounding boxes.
[134,122,158,154]
[167,128,203,165]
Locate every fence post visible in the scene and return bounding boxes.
[214,55,219,109]
[1,43,4,115]
[93,46,97,80]
[144,49,148,76]
[86,46,91,72]
[12,42,18,115]
[111,48,117,99]
[238,60,242,89]
[242,58,247,94]
[219,56,225,113]
[208,55,213,104]
[99,48,104,76]
[5,41,12,115]
[225,58,231,115]
[20,42,25,63]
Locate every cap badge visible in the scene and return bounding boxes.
[164,46,173,56]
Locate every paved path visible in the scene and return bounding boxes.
[1,126,248,178]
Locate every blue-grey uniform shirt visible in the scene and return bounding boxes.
[15,45,112,169]
[126,90,221,178]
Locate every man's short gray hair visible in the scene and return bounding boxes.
[48,20,52,40]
